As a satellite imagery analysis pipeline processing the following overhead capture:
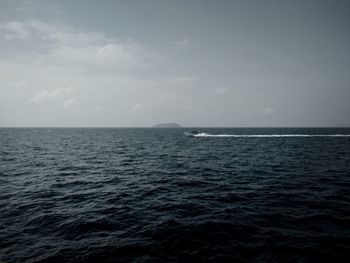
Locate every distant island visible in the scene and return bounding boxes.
[152,123,182,128]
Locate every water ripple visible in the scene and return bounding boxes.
[1,128,350,262]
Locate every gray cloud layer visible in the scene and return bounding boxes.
[0,0,349,127]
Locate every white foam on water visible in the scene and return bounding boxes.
[193,133,350,138]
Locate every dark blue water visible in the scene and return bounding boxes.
[1,128,350,262]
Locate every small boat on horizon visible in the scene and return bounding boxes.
[184,131,201,136]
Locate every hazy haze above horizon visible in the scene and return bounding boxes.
[0,0,349,127]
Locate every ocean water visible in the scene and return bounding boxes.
[1,128,350,263]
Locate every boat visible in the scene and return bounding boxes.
[184,131,201,137]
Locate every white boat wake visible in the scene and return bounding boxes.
[190,132,350,138]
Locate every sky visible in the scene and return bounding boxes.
[0,0,349,127]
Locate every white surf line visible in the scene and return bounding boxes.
[193,133,350,138]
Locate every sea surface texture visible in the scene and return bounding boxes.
[1,128,350,262]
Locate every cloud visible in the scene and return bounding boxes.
[50,42,143,69]
[1,22,31,40]
[17,0,37,11]
[63,98,76,108]
[215,87,228,94]
[132,103,142,111]
[0,20,146,70]
[177,39,189,46]
[1,20,105,45]
[261,107,275,115]
[29,87,73,103]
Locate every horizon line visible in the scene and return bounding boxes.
[1,126,350,129]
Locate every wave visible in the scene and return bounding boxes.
[191,133,350,138]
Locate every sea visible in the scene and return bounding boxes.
[1,128,350,263]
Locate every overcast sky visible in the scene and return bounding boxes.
[0,0,349,127]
